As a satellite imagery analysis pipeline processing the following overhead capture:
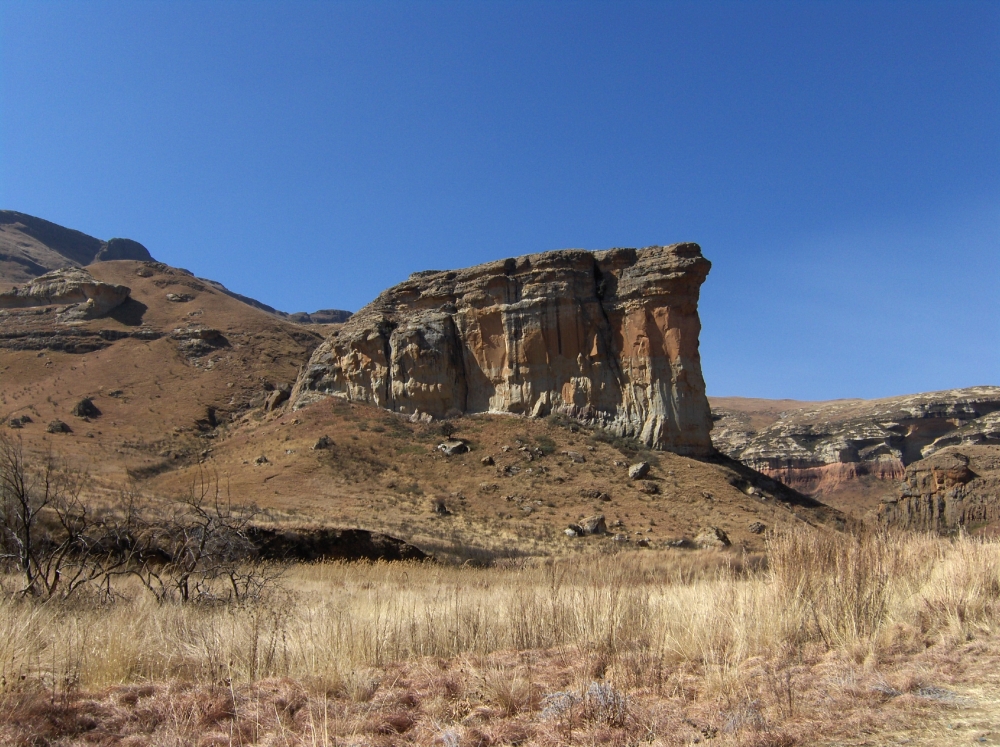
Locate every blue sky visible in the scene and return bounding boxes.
[1,1,997,400]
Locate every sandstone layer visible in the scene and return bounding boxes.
[877,446,1000,534]
[0,267,131,319]
[292,244,714,455]
[711,387,1000,496]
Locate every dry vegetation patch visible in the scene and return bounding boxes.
[0,531,998,744]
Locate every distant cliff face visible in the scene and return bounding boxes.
[292,244,714,455]
[712,387,1000,495]
[877,446,1000,533]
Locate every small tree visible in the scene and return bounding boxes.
[129,470,280,604]
[0,432,97,597]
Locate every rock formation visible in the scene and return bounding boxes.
[877,446,1000,533]
[0,267,131,319]
[287,309,353,324]
[0,210,152,284]
[292,244,714,455]
[712,387,1000,495]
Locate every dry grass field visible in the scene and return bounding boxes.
[1,530,998,746]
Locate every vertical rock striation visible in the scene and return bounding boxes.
[291,244,714,455]
[877,447,1000,533]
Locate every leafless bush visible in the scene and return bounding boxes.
[0,432,121,599]
[127,470,282,604]
[0,433,280,604]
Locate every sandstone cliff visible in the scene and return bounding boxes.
[877,446,1000,533]
[292,244,714,455]
[711,387,1000,496]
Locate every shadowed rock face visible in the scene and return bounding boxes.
[712,387,1000,495]
[292,244,714,455]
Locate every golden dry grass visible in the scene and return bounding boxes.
[1,530,999,745]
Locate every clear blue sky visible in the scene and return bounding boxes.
[1,1,997,400]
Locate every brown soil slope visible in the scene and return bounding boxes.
[1,259,326,482]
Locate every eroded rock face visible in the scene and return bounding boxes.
[877,447,1000,533]
[712,387,1000,495]
[291,244,713,455]
[0,267,131,319]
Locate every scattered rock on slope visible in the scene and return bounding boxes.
[695,526,731,548]
[72,398,100,418]
[628,462,650,480]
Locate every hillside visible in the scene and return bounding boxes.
[0,210,352,322]
[0,210,152,286]
[0,260,840,556]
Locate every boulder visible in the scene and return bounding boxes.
[437,440,469,456]
[628,462,650,480]
[265,387,291,412]
[71,397,100,418]
[748,521,767,535]
[290,244,714,456]
[312,435,333,450]
[694,526,731,548]
[562,451,586,463]
[580,515,607,535]
[46,420,71,434]
[480,455,495,466]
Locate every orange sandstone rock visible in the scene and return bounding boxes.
[292,244,713,455]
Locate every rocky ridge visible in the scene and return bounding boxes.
[292,244,714,455]
[711,387,1000,496]
[0,210,152,284]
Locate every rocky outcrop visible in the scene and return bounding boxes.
[877,446,1000,533]
[712,387,1000,495]
[291,244,714,455]
[920,410,1000,457]
[0,325,160,353]
[287,309,353,324]
[0,211,152,285]
[249,526,427,562]
[95,238,152,262]
[0,267,131,319]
